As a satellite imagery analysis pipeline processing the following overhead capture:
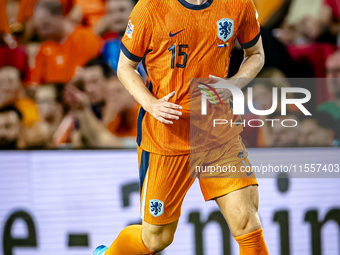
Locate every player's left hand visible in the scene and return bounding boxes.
[198,75,233,104]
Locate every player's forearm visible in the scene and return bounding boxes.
[117,63,157,112]
[232,51,264,90]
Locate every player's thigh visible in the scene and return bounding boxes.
[138,147,195,225]
[216,184,261,237]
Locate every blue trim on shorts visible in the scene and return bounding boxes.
[137,81,153,146]
[140,150,150,193]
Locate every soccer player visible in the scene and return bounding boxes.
[94,0,268,254]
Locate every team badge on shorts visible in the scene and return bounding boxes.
[149,199,164,217]
[217,18,234,42]
[125,20,134,39]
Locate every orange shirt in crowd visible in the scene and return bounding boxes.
[30,26,101,85]
[108,104,139,137]
[0,0,10,34]
[75,0,105,27]
[17,0,39,24]
[17,0,74,24]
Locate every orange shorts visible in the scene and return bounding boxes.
[138,135,258,225]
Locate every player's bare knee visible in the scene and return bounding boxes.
[238,210,258,229]
[142,224,175,252]
[142,231,174,253]
[232,207,261,236]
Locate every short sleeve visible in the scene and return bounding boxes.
[120,1,152,62]
[237,0,261,49]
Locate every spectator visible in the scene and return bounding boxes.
[83,57,111,115]
[94,0,134,37]
[273,0,338,44]
[68,0,105,27]
[271,0,338,105]
[271,114,300,147]
[0,105,22,149]
[99,0,146,80]
[0,0,18,49]
[254,0,293,29]
[0,66,49,147]
[241,69,296,147]
[82,56,138,133]
[251,79,275,113]
[30,0,101,86]
[35,83,65,147]
[324,0,340,20]
[0,66,19,106]
[298,111,338,146]
[252,68,299,111]
[0,45,30,82]
[228,28,313,79]
[64,84,124,148]
[0,0,73,48]
[106,75,139,138]
[318,51,340,121]
[297,0,340,43]
[62,56,138,147]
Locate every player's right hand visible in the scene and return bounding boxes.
[146,91,182,124]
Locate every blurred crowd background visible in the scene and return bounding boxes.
[0,0,339,149]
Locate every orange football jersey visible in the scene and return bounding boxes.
[121,0,260,155]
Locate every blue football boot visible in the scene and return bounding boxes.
[93,245,108,255]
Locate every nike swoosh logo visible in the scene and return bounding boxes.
[246,172,253,176]
[169,29,185,37]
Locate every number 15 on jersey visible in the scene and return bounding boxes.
[168,44,189,69]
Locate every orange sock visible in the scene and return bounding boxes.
[105,225,152,255]
[235,228,269,255]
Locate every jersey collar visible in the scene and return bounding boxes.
[177,0,214,10]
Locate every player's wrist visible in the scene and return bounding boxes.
[143,96,158,113]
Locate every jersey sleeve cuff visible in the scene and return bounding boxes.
[239,32,261,49]
[120,43,143,62]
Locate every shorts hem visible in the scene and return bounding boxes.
[142,215,181,226]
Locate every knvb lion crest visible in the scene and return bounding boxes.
[149,199,164,217]
[217,18,234,42]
